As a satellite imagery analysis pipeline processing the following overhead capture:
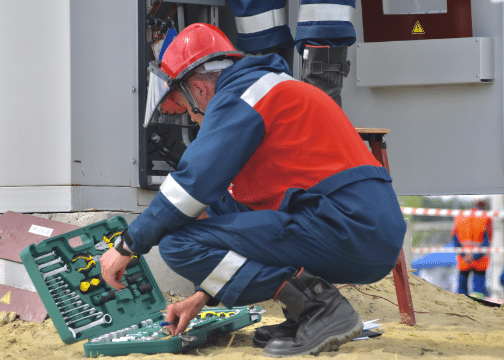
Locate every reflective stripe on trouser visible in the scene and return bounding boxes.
[229,0,294,53]
[158,179,403,308]
[228,1,355,54]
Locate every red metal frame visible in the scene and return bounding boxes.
[361,0,472,43]
[357,128,416,326]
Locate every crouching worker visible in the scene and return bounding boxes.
[100,23,406,357]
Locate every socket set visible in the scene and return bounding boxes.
[20,216,263,357]
[84,306,264,357]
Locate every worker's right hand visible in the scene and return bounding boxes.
[164,291,211,335]
[100,248,132,290]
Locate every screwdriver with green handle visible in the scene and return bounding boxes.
[91,283,152,306]
[90,272,150,305]
[78,255,140,294]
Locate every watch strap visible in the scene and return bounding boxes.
[114,233,134,256]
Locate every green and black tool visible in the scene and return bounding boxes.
[80,275,105,294]
[91,283,152,306]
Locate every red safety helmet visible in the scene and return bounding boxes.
[144,23,244,127]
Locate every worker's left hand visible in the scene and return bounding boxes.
[164,291,211,335]
[100,248,132,290]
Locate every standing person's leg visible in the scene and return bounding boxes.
[458,270,470,295]
[301,45,350,108]
[472,270,487,297]
[296,1,356,108]
[227,0,295,54]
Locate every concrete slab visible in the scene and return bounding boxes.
[0,211,79,263]
[0,284,47,322]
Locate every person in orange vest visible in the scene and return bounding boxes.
[451,200,492,297]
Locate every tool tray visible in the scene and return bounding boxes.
[20,216,263,357]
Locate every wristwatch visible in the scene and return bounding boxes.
[114,234,134,257]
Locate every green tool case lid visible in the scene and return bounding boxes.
[20,216,166,344]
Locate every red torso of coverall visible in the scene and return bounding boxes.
[230,79,381,211]
[452,212,492,271]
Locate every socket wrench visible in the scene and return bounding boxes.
[45,276,62,284]
[37,257,64,270]
[56,294,80,306]
[47,280,64,289]
[64,308,96,321]
[34,251,57,262]
[50,284,69,294]
[42,265,70,279]
[61,303,89,315]
[58,300,82,311]
[42,264,70,280]
[66,311,103,325]
[69,314,112,339]
[52,290,72,301]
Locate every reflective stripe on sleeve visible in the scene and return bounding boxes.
[298,3,354,23]
[241,72,294,108]
[160,174,207,218]
[200,251,247,297]
[235,7,287,34]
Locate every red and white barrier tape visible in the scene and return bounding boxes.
[412,247,504,254]
[402,207,504,218]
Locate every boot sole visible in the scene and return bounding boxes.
[252,337,269,348]
[263,317,363,358]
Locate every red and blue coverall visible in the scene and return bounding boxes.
[452,210,492,295]
[126,54,406,308]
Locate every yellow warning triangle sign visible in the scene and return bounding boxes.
[0,291,11,305]
[412,21,425,35]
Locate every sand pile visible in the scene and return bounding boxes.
[2,273,504,359]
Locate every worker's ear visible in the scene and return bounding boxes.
[191,80,214,105]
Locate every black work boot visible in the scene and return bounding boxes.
[301,45,350,108]
[253,308,300,348]
[264,268,363,357]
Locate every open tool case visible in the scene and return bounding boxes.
[20,216,263,357]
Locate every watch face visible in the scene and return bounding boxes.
[114,236,131,256]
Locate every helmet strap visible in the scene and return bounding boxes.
[180,82,205,116]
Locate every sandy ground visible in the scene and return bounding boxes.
[1,273,504,360]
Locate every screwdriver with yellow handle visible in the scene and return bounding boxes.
[79,275,105,294]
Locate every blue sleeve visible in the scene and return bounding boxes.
[127,92,265,254]
[173,92,265,207]
[453,234,461,247]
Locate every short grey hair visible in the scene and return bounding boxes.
[189,70,221,86]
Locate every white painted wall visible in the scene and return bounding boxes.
[0,1,72,186]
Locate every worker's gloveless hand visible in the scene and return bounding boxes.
[100,248,132,290]
[165,291,211,335]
